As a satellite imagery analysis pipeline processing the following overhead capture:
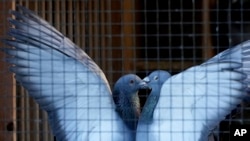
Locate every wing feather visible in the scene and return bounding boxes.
[138,40,250,141]
[2,5,132,141]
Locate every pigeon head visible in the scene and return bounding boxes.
[114,74,149,96]
[140,70,171,123]
[144,70,171,93]
[112,74,150,130]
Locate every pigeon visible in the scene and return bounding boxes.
[139,70,171,124]
[112,74,149,131]
[136,40,250,141]
[1,6,149,141]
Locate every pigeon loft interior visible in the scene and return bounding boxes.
[0,0,250,141]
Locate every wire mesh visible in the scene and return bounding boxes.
[0,0,250,141]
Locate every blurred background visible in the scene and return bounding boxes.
[0,0,250,140]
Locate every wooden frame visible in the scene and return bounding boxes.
[0,1,16,141]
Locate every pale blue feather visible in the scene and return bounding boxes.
[137,41,250,141]
[2,5,135,141]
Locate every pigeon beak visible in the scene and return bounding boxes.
[143,77,150,83]
[139,81,150,89]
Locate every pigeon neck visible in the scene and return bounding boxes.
[140,93,159,123]
[140,85,161,123]
[116,91,140,130]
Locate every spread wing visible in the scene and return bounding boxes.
[2,6,132,141]
[137,41,250,141]
[145,62,247,141]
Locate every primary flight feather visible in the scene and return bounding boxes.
[1,6,149,141]
[137,41,250,141]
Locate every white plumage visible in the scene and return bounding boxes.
[137,41,250,141]
[3,6,136,141]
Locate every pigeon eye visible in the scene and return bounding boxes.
[130,79,134,84]
[154,76,158,80]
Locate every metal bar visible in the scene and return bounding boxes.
[100,0,106,71]
[93,0,100,64]
[106,0,113,83]
[122,0,135,73]
[18,87,25,141]
[61,0,66,35]
[55,0,60,31]
[29,99,39,141]
[24,90,30,141]
[202,0,214,60]
[75,0,81,46]
[88,1,94,57]
[68,0,73,40]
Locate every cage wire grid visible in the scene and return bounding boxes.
[0,0,250,141]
